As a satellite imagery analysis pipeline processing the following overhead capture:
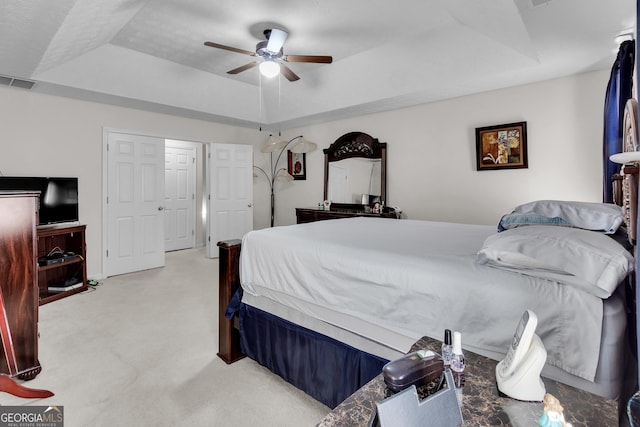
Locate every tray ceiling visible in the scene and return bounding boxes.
[0,0,634,130]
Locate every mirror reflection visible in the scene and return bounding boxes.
[323,131,387,209]
[327,158,381,204]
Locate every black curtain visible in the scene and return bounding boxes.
[603,40,635,203]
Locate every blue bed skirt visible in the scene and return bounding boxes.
[239,303,388,408]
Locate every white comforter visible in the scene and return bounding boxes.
[239,217,604,382]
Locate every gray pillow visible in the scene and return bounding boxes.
[477,225,633,298]
[509,200,624,234]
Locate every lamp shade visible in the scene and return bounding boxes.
[610,151,640,164]
[261,134,288,153]
[275,169,294,182]
[289,137,318,154]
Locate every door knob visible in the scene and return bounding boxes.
[158,206,164,211]
[248,203,253,207]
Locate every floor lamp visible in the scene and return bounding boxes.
[254,134,317,227]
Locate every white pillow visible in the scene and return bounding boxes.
[510,200,624,234]
[477,225,634,298]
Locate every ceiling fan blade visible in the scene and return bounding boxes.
[280,64,300,82]
[266,29,288,53]
[283,55,333,64]
[204,41,256,56]
[228,62,258,74]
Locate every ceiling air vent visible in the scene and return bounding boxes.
[530,0,553,7]
[0,75,36,90]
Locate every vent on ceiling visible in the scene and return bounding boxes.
[0,75,36,90]
[530,0,553,7]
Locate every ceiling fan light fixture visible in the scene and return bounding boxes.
[205,28,332,82]
[266,29,288,53]
[259,60,280,78]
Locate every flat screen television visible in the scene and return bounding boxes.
[0,177,79,225]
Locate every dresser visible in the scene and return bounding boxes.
[296,207,398,224]
[0,192,42,380]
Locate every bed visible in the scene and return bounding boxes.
[218,134,638,411]
[220,205,634,409]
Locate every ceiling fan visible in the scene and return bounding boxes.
[204,28,332,82]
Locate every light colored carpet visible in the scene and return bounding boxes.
[3,248,330,426]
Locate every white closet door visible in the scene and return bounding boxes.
[106,131,165,276]
[207,143,253,258]
[164,144,196,252]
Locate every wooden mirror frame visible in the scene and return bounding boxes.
[323,132,387,210]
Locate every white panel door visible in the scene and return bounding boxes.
[328,163,348,203]
[164,144,196,252]
[207,143,253,258]
[106,131,165,276]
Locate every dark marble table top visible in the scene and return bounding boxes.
[317,336,618,426]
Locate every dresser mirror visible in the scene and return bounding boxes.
[323,132,387,210]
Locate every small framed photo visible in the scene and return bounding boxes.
[475,121,528,171]
[288,151,306,180]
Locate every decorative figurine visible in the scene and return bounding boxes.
[538,393,572,427]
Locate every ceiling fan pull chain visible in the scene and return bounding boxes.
[278,73,282,130]
[259,71,263,127]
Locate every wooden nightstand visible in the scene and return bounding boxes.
[317,336,618,426]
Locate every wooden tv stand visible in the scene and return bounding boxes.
[37,224,88,305]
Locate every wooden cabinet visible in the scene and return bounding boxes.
[0,193,86,381]
[0,192,41,380]
[37,225,87,305]
[296,207,398,224]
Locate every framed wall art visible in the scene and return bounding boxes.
[288,151,306,180]
[475,121,528,171]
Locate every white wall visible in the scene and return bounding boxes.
[0,86,262,278]
[0,68,611,276]
[259,69,609,227]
